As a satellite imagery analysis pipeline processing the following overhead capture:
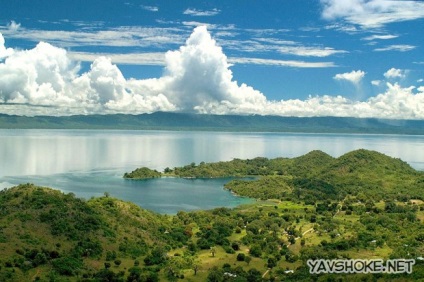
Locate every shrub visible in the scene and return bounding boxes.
[236,253,246,261]
[52,257,83,276]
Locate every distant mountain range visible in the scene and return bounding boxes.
[0,112,423,134]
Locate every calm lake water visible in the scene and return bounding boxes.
[1,130,423,213]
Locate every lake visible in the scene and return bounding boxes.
[1,130,423,214]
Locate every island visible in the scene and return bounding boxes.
[124,167,162,179]
[1,149,423,281]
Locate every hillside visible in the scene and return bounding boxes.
[0,112,423,134]
[128,149,424,202]
[0,184,181,281]
[2,150,424,281]
[1,182,424,281]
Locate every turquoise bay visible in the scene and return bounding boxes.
[1,130,423,214]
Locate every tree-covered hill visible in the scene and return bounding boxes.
[318,149,421,200]
[124,167,162,179]
[1,180,423,281]
[127,149,423,202]
[286,150,335,178]
[2,150,424,281]
[0,184,183,281]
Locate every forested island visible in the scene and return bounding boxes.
[1,149,423,281]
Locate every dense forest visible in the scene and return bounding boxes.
[1,149,423,281]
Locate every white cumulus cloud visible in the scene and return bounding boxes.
[0,33,14,59]
[262,83,424,119]
[384,68,405,79]
[0,27,424,119]
[156,26,268,113]
[0,37,175,115]
[333,70,365,85]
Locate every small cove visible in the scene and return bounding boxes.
[1,130,423,214]
[3,171,253,214]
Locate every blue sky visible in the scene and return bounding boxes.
[0,0,423,118]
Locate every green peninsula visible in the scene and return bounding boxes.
[1,149,424,281]
[126,149,423,202]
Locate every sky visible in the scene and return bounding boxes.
[0,0,424,119]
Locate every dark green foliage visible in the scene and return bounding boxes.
[222,149,424,202]
[94,268,125,281]
[249,245,262,257]
[207,266,224,282]
[196,221,234,248]
[292,178,337,201]
[51,256,83,276]
[1,150,423,281]
[125,149,424,204]
[231,241,240,251]
[144,247,167,266]
[118,239,148,257]
[236,253,245,261]
[32,187,103,240]
[106,250,117,261]
[124,167,161,179]
[165,226,191,246]
[74,238,103,258]
[127,267,142,281]
[171,157,278,178]
[0,184,187,280]
[288,150,334,177]
[140,268,159,282]
[225,176,291,200]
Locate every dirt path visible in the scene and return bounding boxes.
[302,227,314,236]
[333,196,347,218]
[262,268,270,278]
[32,269,40,280]
[286,227,315,247]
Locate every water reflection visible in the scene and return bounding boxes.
[0,130,423,177]
[1,130,423,213]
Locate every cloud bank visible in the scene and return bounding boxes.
[0,27,423,119]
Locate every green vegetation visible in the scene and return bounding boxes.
[1,149,424,281]
[124,167,161,179]
[141,149,423,202]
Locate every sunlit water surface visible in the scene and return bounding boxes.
[1,130,423,213]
